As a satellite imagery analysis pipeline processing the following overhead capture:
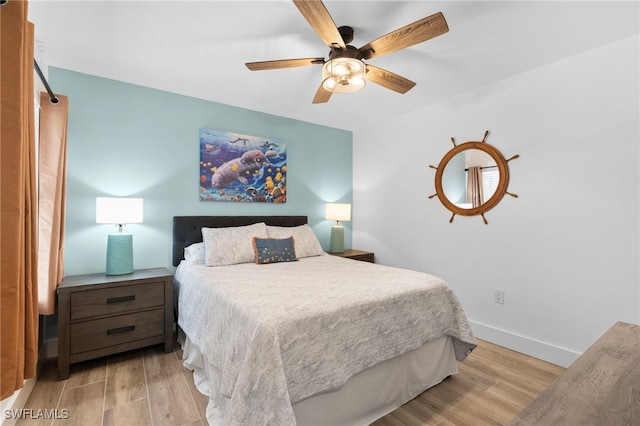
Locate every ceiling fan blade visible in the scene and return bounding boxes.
[293,0,346,49]
[358,12,448,60]
[312,83,332,104]
[246,57,325,71]
[366,65,416,94]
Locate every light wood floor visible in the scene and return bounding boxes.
[17,338,564,426]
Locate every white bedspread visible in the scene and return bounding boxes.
[176,254,476,425]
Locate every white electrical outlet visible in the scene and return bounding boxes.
[494,289,505,305]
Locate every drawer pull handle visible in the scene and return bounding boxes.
[106,295,135,304]
[107,325,135,335]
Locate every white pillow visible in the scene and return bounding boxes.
[266,224,324,258]
[202,222,268,266]
[184,242,204,262]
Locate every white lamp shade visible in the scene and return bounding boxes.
[325,203,351,222]
[96,197,143,224]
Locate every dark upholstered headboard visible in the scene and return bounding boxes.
[172,215,308,266]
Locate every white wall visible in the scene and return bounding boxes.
[352,36,639,367]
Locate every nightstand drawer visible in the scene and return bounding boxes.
[70,281,164,320]
[70,308,165,354]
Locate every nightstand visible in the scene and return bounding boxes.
[57,267,173,380]
[329,249,374,263]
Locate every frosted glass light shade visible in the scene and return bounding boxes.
[321,58,366,94]
[96,197,143,224]
[325,203,351,222]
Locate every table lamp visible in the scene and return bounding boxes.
[325,203,351,253]
[96,197,143,275]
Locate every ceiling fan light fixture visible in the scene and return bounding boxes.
[321,57,366,94]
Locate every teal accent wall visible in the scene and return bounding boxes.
[50,68,352,276]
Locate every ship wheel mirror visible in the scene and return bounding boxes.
[429,131,519,224]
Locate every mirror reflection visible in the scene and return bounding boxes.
[441,149,499,209]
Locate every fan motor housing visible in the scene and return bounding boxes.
[333,26,374,60]
[329,45,361,61]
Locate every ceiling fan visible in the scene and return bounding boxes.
[245,0,448,104]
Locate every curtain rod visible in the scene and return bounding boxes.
[1,1,59,103]
[34,60,59,104]
[465,165,497,171]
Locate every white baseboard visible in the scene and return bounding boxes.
[1,339,59,426]
[469,320,580,368]
[1,377,37,426]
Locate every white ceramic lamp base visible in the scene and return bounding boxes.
[106,234,134,275]
[329,226,345,253]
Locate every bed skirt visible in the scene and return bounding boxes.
[179,330,458,425]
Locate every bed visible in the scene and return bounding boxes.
[172,215,476,425]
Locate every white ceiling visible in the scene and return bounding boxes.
[28,1,639,131]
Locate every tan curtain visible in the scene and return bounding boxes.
[467,166,484,208]
[38,93,68,315]
[1,0,39,399]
